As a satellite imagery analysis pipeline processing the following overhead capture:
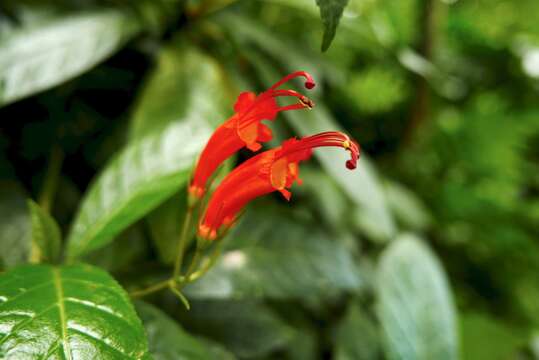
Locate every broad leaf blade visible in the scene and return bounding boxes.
[0,181,31,269]
[184,209,362,300]
[183,300,293,358]
[128,44,230,264]
[315,0,350,51]
[66,119,211,259]
[0,9,140,107]
[27,200,61,264]
[129,44,229,141]
[136,301,234,360]
[376,234,459,360]
[334,302,380,360]
[0,264,150,359]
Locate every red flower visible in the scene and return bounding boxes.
[188,71,316,199]
[198,131,360,240]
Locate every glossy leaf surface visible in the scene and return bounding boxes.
[376,235,458,360]
[0,264,150,359]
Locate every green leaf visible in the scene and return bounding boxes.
[383,180,432,232]
[376,234,459,360]
[460,312,525,360]
[129,43,229,141]
[0,264,150,359]
[334,302,380,360]
[83,225,148,273]
[0,181,31,269]
[66,119,212,260]
[27,200,61,264]
[184,209,362,300]
[136,301,235,360]
[183,300,294,358]
[315,0,350,51]
[128,43,230,264]
[0,9,140,107]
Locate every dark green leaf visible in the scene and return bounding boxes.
[27,200,61,264]
[0,264,150,359]
[83,225,148,273]
[136,301,234,360]
[0,9,140,106]
[0,182,31,269]
[185,209,362,300]
[315,0,350,51]
[334,302,380,360]
[128,44,230,264]
[376,234,459,360]
[183,300,293,358]
[129,44,229,141]
[66,119,211,260]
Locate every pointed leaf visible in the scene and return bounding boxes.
[334,302,380,360]
[130,44,229,140]
[136,301,234,360]
[0,181,31,269]
[0,264,150,359]
[315,0,350,51]
[0,9,140,106]
[183,300,293,358]
[376,234,459,360]
[27,200,61,264]
[66,119,211,260]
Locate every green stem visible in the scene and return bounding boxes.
[169,283,191,310]
[129,279,170,298]
[38,145,63,213]
[181,247,203,285]
[172,206,194,280]
[188,240,224,282]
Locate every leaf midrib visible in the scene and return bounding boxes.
[52,268,72,360]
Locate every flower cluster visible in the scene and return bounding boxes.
[190,71,360,240]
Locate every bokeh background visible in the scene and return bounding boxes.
[1,0,538,359]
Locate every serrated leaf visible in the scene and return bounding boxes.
[0,264,150,359]
[183,300,293,358]
[0,9,140,107]
[0,181,31,269]
[184,209,362,300]
[66,119,211,260]
[376,234,459,360]
[27,200,61,264]
[315,0,350,51]
[136,301,234,360]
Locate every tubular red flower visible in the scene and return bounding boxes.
[198,131,360,240]
[188,71,316,199]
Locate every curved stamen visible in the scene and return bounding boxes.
[277,131,360,170]
[268,71,316,91]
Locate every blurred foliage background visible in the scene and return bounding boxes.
[0,0,538,359]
